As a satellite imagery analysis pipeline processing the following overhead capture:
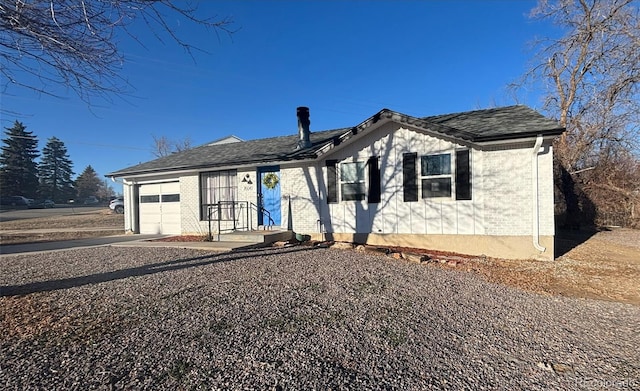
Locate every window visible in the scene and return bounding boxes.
[140,195,159,203]
[162,194,180,202]
[200,170,237,220]
[341,162,365,201]
[327,158,379,203]
[421,154,452,198]
[402,150,471,201]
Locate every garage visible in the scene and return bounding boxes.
[138,182,181,234]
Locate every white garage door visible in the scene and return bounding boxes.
[139,182,181,234]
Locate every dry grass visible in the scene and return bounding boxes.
[0,209,124,245]
[0,209,123,230]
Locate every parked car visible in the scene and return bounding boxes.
[83,196,99,205]
[109,197,124,214]
[0,195,30,206]
[29,199,55,209]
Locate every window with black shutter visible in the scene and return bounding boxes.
[403,153,418,202]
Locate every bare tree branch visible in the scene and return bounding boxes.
[515,0,640,227]
[0,0,236,104]
[151,134,191,158]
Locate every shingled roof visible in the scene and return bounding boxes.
[108,105,563,177]
[422,105,564,141]
[109,128,350,177]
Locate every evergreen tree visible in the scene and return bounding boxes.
[39,137,75,202]
[75,165,102,200]
[0,121,40,197]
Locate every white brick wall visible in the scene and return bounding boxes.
[280,164,323,233]
[538,145,555,236]
[179,175,206,235]
[481,144,555,236]
[482,147,533,235]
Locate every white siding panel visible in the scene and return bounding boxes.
[344,202,357,233]
[410,201,426,234]
[330,203,345,233]
[371,204,384,234]
[383,192,399,233]
[441,202,457,234]
[425,202,442,234]
[396,201,412,233]
[456,201,475,234]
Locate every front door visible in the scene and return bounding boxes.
[258,167,281,226]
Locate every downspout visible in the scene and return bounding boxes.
[531,135,546,252]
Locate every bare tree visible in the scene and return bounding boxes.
[151,134,191,158]
[0,0,235,103]
[517,0,640,227]
[524,0,639,168]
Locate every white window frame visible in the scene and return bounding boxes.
[420,153,453,199]
[340,161,366,201]
[200,170,237,220]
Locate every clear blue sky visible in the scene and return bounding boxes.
[1,0,554,195]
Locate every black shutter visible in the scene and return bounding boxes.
[326,160,338,203]
[455,150,471,200]
[368,156,381,203]
[403,153,418,202]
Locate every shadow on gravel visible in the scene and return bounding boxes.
[0,246,317,297]
[554,228,598,258]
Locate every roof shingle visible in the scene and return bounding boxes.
[108,105,562,177]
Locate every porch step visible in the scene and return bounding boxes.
[218,230,293,244]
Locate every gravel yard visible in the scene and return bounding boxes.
[1,245,639,390]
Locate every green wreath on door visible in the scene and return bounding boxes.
[262,172,279,190]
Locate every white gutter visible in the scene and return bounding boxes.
[531,135,546,252]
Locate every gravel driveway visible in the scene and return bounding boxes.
[1,245,638,390]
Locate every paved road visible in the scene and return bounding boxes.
[0,206,106,222]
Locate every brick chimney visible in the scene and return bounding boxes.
[296,106,311,149]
